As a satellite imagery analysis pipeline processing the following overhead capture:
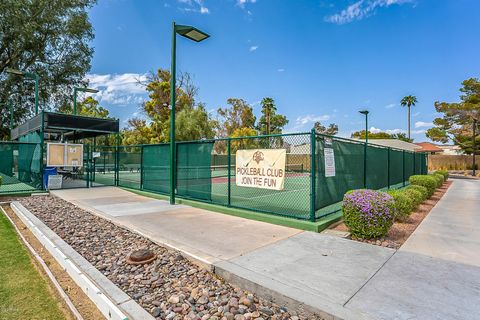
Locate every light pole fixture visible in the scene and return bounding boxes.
[169,22,210,205]
[359,110,369,187]
[6,68,40,115]
[73,87,99,115]
[359,110,369,143]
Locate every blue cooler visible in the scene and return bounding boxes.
[43,167,58,189]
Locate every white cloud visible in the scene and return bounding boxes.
[177,0,209,14]
[237,0,257,8]
[415,121,433,128]
[297,114,331,125]
[85,73,148,106]
[369,126,404,134]
[249,45,258,52]
[277,68,285,72]
[325,0,412,25]
[384,103,396,109]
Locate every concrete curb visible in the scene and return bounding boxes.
[10,201,154,320]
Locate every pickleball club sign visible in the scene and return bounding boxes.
[235,149,286,190]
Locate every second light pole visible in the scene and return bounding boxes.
[169,22,210,205]
[359,110,369,187]
[73,87,99,115]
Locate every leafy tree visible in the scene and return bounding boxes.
[122,68,217,144]
[175,104,217,141]
[0,0,96,140]
[122,118,156,145]
[400,95,418,140]
[314,122,338,136]
[426,78,480,154]
[257,97,288,135]
[217,98,256,137]
[57,97,110,118]
[230,127,258,153]
[351,130,413,142]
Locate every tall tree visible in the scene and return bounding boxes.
[217,98,256,137]
[426,78,480,154]
[0,0,96,139]
[314,122,338,136]
[351,130,413,142]
[400,95,418,140]
[57,96,110,118]
[122,68,217,144]
[257,97,288,135]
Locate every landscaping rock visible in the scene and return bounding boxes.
[20,196,325,320]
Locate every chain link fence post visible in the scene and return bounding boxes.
[227,138,231,207]
[387,147,391,189]
[310,128,316,222]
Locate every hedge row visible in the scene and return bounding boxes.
[342,173,447,239]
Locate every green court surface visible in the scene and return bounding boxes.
[0,173,38,195]
[98,169,312,219]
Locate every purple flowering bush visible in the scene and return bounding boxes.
[342,189,396,239]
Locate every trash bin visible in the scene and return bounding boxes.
[43,167,57,189]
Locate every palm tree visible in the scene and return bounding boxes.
[401,95,418,139]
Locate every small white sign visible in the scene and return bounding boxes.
[324,148,336,177]
[92,152,101,158]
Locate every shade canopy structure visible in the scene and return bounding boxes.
[11,111,119,141]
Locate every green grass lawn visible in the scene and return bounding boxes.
[0,211,67,320]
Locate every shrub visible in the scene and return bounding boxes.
[405,185,428,201]
[342,189,396,239]
[409,175,437,197]
[387,190,414,222]
[430,173,444,188]
[434,170,449,181]
[403,188,424,208]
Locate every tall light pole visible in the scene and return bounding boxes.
[169,22,210,205]
[359,110,369,187]
[73,87,99,115]
[6,68,40,115]
[473,118,477,176]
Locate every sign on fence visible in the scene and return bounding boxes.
[324,148,336,177]
[236,149,286,190]
[46,143,83,167]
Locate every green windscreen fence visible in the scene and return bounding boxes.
[118,145,142,189]
[142,144,170,194]
[314,135,428,218]
[389,149,404,186]
[404,152,415,180]
[91,146,117,187]
[366,144,389,190]
[176,142,214,201]
[315,136,364,212]
[0,142,42,194]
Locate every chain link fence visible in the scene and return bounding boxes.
[314,133,427,218]
[0,131,427,221]
[0,142,42,194]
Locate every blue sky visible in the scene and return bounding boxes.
[85,0,480,142]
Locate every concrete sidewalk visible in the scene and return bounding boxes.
[52,179,480,319]
[346,178,480,319]
[51,187,301,265]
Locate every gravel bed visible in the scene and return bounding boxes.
[20,196,324,320]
